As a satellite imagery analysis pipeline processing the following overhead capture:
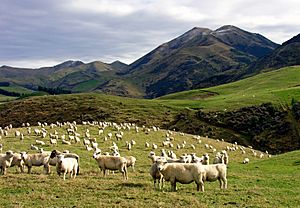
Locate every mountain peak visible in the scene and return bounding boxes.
[282,33,300,46]
[54,60,84,69]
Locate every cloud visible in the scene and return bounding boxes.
[1,0,299,68]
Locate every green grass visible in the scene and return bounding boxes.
[0,85,34,95]
[158,66,300,111]
[0,124,299,207]
[0,94,17,102]
[72,80,100,92]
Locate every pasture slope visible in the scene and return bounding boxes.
[0,123,299,207]
[158,66,300,111]
[0,66,300,154]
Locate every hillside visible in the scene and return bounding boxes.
[1,65,300,153]
[0,123,299,207]
[247,33,300,74]
[124,25,278,98]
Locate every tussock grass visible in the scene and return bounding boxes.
[0,123,299,207]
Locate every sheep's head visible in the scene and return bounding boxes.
[148,151,155,158]
[93,151,101,159]
[50,150,59,159]
[20,152,28,160]
[155,158,167,172]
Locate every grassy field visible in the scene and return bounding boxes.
[0,85,34,95]
[0,123,299,207]
[0,94,17,103]
[158,66,300,111]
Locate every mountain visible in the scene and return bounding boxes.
[247,33,300,73]
[123,25,278,98]
[0,60,119,92]
[0,25,282,98]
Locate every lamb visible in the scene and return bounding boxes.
[149,158,164,191]
[0,150,14,175]
[155,159,204,192]
[93,152,128,180]
[148,151,161,163]
[56,154,79,180]
[20,152,51,174]
[124,156,136,171]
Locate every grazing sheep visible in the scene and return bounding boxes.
[148,151,161,163]
[145,142,150,148]
[10,153,25,173]
[20,152,51,174]
[30,144,39,151]
[150,158,164,191]
[56,154,79,180]
[0,150,14,175]
[36,140,46,146]
[93,152,128,180]
[62,140,71,145]
[155,159,204,192]
[50,138,57,146]
[243,158,250,164]
[124,156,136,171]
[201,164,227,191]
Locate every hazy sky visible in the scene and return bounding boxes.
[1,0,299,68]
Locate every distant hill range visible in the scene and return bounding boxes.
[0,25,299,98]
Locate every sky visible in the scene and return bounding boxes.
[1,0,299,68]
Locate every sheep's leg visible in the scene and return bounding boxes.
[27,166,32,174]
[3,167,7,175]
[223,178,227,189]
[124,166,128,180]
[170,180,176,192]
[153,179,156,191]
[103,169,106,177]
[132,165,135,172]
[63,172,66,180]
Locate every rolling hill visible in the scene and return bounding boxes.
[0,66,299,153]
[0,122,299,207]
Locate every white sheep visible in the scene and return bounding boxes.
[93,152,128,180]
[155,159,204,192]
[149,158,164,191]
[201,164,227,191]
[124,156,136,171]
[10,153,25,173]
[0,150,14,175]
[20,152,51,174]
[243,158,250,164]
[36,140,46,146]
[56,154,79,180]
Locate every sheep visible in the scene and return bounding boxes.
[49,150,80,174]
[201,164,227,191]
[20,152,51,174]
[148,151,161,163]
[10,153,25,173]
[62,139,71,145]
[155,159,204,192]
[92,152,128,180]
[156,159,227,192]
[36,140,46,146]
[30,144,39,151]
[202,153,210,165]
[152,143,158,150]
[0,150,14,175]
[243,158,250,164]
[124,156,136,171]
[50,138,57,146]
[145,142,150,148]
[56,154,79,180]
[149,158,164,191]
